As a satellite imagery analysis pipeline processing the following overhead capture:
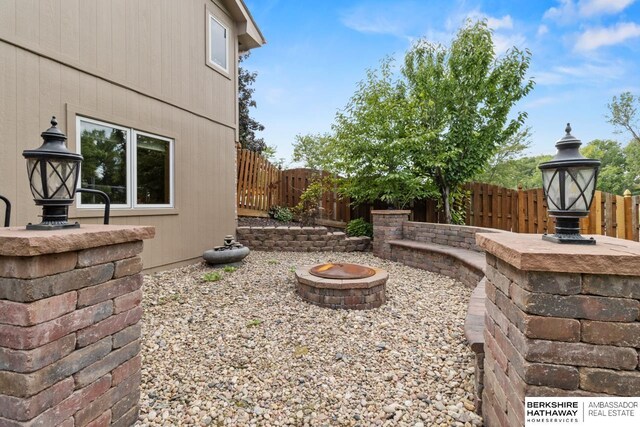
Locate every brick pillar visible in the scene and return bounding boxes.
[477,232,640,427]
[0,224,154,427]
[371,210,410,259]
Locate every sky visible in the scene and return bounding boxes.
[243,0,640,165]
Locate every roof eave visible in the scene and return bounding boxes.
[222,0,266,51]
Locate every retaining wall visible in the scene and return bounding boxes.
[236,226,370,252]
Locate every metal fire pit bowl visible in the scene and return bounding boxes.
[309,263,376,279]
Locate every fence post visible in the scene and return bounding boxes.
[624,189,633,240]
[615,194,625,239]
[516,184,524,233]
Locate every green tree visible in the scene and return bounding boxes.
[475,127,531,185]
[291,133,335,170]
[261,144,286,169]
[403,20,534,222]
[330,59,428,208]
[607,92,640,142]
[475,154,552,189]
[80,128,127,204]
[606,92,640,194]
[238,52,266,153]
[581,139,627,195]
[624,142,640,193]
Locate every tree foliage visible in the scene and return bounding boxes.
[477,138,640,195]
[331,60,429,208]
[80,128,127,204]
[238,53,266,153]
[403,21,534,222]
[475,153,552,190]
[292,133,335,171]
[581,139,627,195]
[293,21,533,219]
[475,127,531,185]
[607,92,640,142]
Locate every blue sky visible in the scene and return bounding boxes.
[243,0,640,165]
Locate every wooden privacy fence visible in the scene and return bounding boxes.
[463,182,640,241]
[236,147,282,217]
[280,168,350,225]
[236,150,350,223]
[236,147,640,241]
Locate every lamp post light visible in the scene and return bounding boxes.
[22,117,83,230]
[538,123,600,244]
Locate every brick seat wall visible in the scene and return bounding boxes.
[236,226,370,252]
[386,239,486,289]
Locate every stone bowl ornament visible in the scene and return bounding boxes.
[203,235,249,267]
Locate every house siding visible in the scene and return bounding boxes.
[0,0,255,270]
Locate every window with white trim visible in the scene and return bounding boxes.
[208,12,229,72]
[77,117,174,209]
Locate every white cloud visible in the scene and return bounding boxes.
[340,2,424,39]
[464,11,514,30]
[525,96,558,108]
[575,22,640,51]
[493,33,527,54]
[532,61,626,85]
[543,0,577,22]
[537,25,549,36]
[341,11,407,37]
[579,0,636,17]
[486,15,513,30]
[543,0,636,22]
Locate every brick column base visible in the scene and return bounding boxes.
[477,232,640,427]
[0,225,154,427]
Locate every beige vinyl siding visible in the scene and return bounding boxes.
[0,0,238,129]
[0,0,245,270]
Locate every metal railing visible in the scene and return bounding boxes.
[76,189,111,225]
[0,195,10,227]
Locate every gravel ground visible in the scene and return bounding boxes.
[137,251,482,427]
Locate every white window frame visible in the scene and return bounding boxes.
[132,130,175,209]
[207,12,229,73]
[76,116,175,210]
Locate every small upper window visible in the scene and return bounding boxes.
[208,13,228,72]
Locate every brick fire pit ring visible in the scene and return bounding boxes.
[295,263,388,310]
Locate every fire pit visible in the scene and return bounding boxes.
[295,263,388,310]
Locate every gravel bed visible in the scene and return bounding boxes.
[137,251,482,427]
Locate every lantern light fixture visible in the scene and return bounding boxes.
[22,116,83,230]
[538,123,600,244]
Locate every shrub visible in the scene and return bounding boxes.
[202,272,222,282]
[293,180,326,226]
[346,218,373,238]
[268,205,294,222]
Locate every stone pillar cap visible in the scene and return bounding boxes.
[477,232,640,275]
[0,224,155,256]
